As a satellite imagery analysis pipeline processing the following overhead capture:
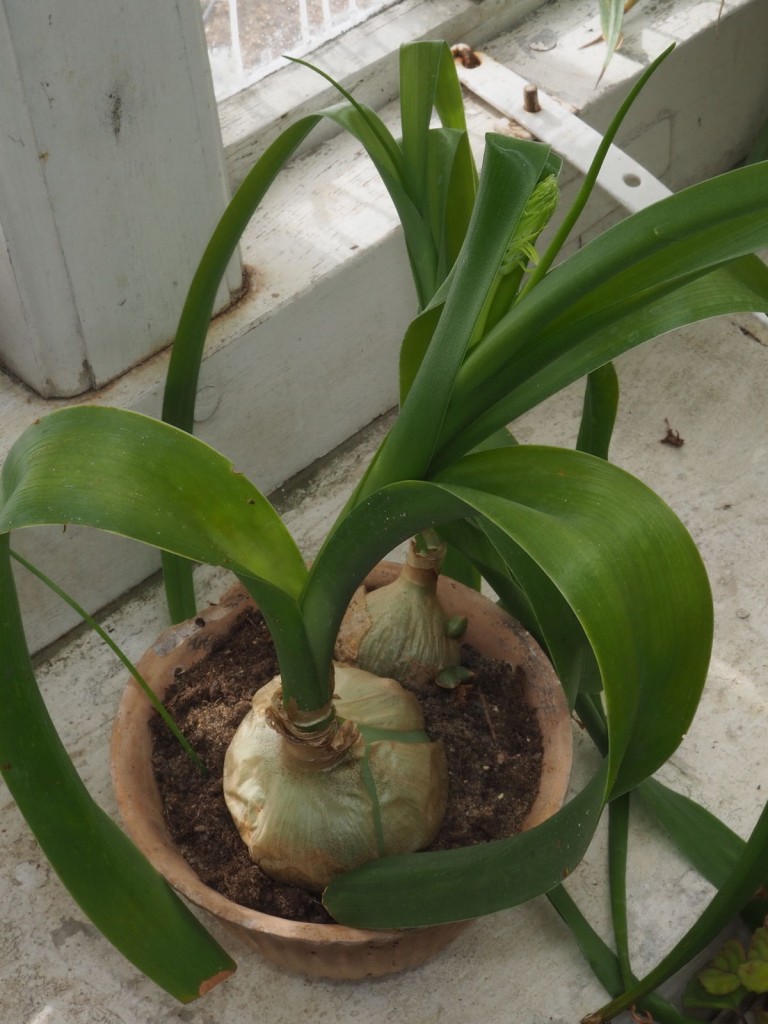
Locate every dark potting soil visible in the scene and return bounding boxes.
[151,608,544,925]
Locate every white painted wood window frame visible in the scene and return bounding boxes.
[217,0,552,186]
[0,0,243,399]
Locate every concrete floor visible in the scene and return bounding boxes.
[2,312,768,1023]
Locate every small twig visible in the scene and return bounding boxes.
[660,418,684,447]
[478,691,499,746]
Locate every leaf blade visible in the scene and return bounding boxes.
[441,163,768,461]
[1,406,307,598]
[0,536,235,1000]
[433,446,713,795]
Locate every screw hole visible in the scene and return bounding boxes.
[623,173,642,188]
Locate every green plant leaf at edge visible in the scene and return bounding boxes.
[0,535,234,1001]
[549,885,702,1024]
[438,455,711,795]
[0,406,329,712]
[438,162,768,463]
[589,793,768,1022]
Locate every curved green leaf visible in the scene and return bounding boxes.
[442,254,768,462]
[514,45,674,296]
[359,134,556,498]
[577,363,620,459]
[0,406,306,596]
[434,447,713,796]
[637,778,744,888]
[424,127,476,286]
[312,446,711,795]
[0,406,326,710]
[306,444,711,926]
[438,161,768,461]
[591,793,768,1022]
[441,517,601,707]
[399,41,478,287]
[11,548,203,770]
[399,41,457,211]
[162,115,326,435]
[160,45,475,617]
[548,884,702,1024]
[398,301,444,401]
[325,765,608,926]
[0,536,234,1000]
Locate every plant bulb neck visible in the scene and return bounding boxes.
[404,533,447,589]
[264,687,359,768]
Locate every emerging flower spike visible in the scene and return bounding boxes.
[500,173,559,275]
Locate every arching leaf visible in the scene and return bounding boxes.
[0,536,234,1000]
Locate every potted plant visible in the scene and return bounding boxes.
[1,39,768,1015]
[110,552,573,981]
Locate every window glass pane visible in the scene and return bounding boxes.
[202,0,399,99]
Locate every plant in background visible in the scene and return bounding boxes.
[683,920,768,1023]
[1,39,767,1019]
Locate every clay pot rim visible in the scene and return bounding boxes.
[111,566,572,946]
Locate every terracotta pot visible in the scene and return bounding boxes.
[111,567,572,980]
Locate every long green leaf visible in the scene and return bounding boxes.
[522,44,674,296]
[0,408,306,595]
[307,444,710,925]
[291,52,446,306]
[591,794,768,1022]
[358,135,555,497]
[398,301,445,402]
[441,516,601,707]
[399,41,478,290]
[439,163,768,459]
[577,363,620,460]
[325,765,608,926]
[399,40,452,214]
[457,258,768,457]
[423,127,476,288]
[432,447,713,796]
[10,548,203,771]
[312,446,711,795]
[548,884,625,997]
[637,778,743,888]
[440,247,768,464]
[160,89,432,616]
[0,536,234,1000]
[608,793,633,987]
[0,406,327,711]
[163,115,324,435]
[162,101,426,441]
[439,128,479,276]
[160,44,478,621]
[547,885,703,1024]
